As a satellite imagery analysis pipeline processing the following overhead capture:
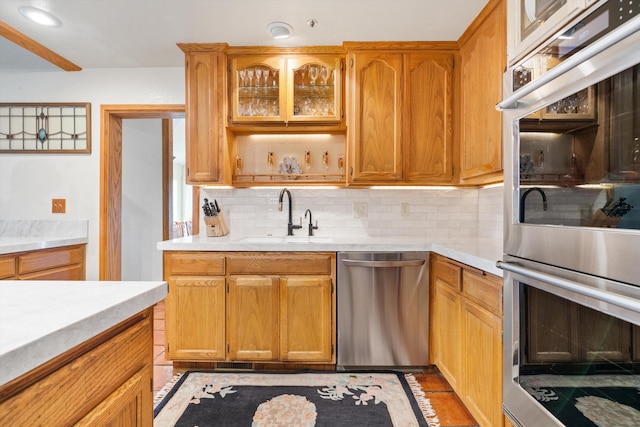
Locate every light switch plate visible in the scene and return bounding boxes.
[52,198,66,213]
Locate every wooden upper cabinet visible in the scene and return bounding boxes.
[179,44,229,185]
[458,0,506,185]
[346,45,455,185]
[230,55,286,123]
[405,53,454,183]
[286,55,343,124]
[348,51,403,183]
[228,51,344,126]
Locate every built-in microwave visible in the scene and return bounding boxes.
[508,0,600,64]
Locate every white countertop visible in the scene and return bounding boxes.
[157,234,504,277]
[0,236,88,255]
[0,219,89,255]
[0,280,168,387]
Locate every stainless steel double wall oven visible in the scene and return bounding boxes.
[499,1,640,425]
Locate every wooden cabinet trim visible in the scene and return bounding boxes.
[227,252,333,275]
[0,256,16,279]
[462,270,503,315]
[17,245,85,275]
[164,251,226,276]
[0,310,152,425]
[432,258,462,291]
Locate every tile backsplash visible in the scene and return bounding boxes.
[200,186,504,246]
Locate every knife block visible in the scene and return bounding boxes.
[585,209,622,228]
[204,213,229,237]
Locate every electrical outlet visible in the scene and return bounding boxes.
[52,198,66,214]
[353,202,368,218]
[401,202,410,216]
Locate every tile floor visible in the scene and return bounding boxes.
[152,301,479,426]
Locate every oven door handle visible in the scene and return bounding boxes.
[497,15,640,110]
[342,259,425,268]
[497,261,639,312]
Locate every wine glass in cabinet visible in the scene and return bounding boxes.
[230,56,286,123]
[287,55,342,123]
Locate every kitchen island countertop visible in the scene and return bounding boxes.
[0,280,168,387]
[158,234,503,277]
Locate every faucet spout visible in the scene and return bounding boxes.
[305,209,318,236]
[278,188,302,236]
[519,187,548,223]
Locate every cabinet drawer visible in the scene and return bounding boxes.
[20,264,85,281]
[164,252,225,276]
[0,256,16,279]
[462,270,502,315]
[433,258,461,291]
[18,245,85,275]
[227,253,333,275]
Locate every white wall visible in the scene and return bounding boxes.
[121,119,163,281]
[0,67,184,279]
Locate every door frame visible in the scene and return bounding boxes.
[99,104,185,280]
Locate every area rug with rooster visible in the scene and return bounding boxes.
[154,371,440,427]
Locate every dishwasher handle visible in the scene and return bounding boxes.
[341,259,425,268]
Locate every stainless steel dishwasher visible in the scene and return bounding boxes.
[337,252,429,370]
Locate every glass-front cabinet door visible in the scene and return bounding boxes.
[286,56,342,123]
[229,54,342,124]
[231,56,286,122]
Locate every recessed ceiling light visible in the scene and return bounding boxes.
[267,22,293,40]
[18,6,62,27]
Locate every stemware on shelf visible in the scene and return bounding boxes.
[267,151,275,170]
[309,65,319,85]
[304,150,312,170]
[322,150,329,170]
[247,68,254,87]
[320,66,329,85]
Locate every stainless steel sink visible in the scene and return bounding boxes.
[238,236,333,243]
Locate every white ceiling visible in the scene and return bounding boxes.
[0,0,489,71]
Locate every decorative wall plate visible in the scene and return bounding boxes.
[279,156,302,176]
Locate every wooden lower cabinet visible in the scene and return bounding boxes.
[228,276,280,361]
[433,280,462,390]
[167,276,226,360]
[0,309,154,426]
[431,254,503,427]
[0,244,86,281]
[164,251,336,364]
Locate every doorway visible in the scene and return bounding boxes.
[99,104,185,280]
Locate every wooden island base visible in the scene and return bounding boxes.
[0,308,154,426]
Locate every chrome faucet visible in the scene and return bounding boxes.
[305,209,318,236]
[519,187,548,223]
[278,188,302,236]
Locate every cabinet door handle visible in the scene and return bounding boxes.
[497,261,639,312]
[497,16,640,110]
[342,259,425,268]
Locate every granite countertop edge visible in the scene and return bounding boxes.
[0,281,168,387]
[157,234,504,277]
[0,236,89,255]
